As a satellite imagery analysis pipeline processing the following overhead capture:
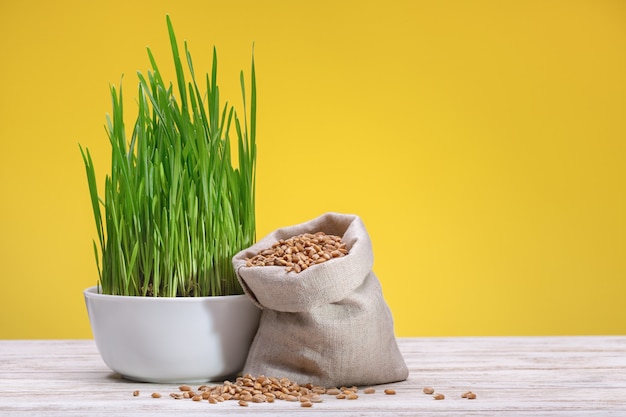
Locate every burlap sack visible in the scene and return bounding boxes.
[232,212,409,387]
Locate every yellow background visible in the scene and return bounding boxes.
[1,0,624,338]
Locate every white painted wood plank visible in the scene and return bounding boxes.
[0,337,625,416]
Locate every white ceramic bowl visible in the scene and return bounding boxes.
[84,286,260,383]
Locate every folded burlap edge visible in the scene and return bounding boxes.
[232,212,374,312]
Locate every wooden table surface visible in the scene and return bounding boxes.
[1,336,625,416]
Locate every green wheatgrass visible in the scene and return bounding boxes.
[80,15,256,297]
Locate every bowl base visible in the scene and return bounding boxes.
[119,371,241,384]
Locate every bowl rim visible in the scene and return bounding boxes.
[83,285,249,302]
